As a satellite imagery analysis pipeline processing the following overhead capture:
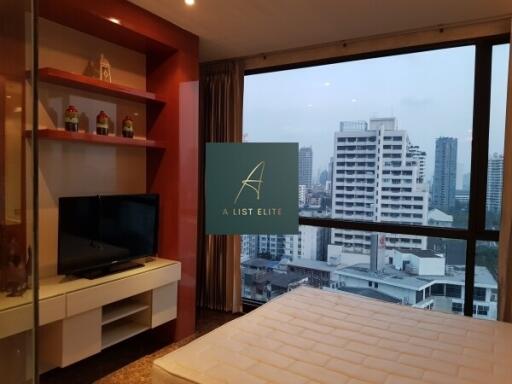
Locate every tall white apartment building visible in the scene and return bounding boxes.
[284,225,329,262]
[487,153,504,213]
[331,117,429,253]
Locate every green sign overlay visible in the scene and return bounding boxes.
[205,143,299,234]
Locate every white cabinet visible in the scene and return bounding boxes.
[37,259,180,370]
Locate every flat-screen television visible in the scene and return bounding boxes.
[58,194,159,277]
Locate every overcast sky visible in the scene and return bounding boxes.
[243,44,509,187]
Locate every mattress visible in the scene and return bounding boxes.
[153,286,512,384]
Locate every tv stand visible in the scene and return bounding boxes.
[78,261,144,279]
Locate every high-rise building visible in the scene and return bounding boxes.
[299,146,313,188]
[432,137,457,211]
[408,145,426,183]
[487,153,504,213]
[331,117,429,252]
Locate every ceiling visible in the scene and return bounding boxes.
[129,0,512,62]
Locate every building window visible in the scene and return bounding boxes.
[446,284,462,299]
[452,302,463,313]
[477,306,489,316]
[473,287,486,301]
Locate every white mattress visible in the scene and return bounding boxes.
[153,286,512,384]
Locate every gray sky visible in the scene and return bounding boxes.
[243,44,509,186]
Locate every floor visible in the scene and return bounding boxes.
[40,309,241,384]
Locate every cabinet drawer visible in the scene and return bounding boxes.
[66,263,180,316]
[40,295,65,325]
[0,304,32,339]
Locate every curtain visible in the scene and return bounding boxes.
[498,22,512,322]
[197,60,244,313]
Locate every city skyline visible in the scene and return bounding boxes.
[243,44,509,181]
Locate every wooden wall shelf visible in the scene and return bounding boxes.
[26,129,165,149]
[38,67,166,105]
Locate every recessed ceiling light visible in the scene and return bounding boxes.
[108,17,121,25]
[185,0,195,5]
[324,81,331,86]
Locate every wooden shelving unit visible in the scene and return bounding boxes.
[26,129,166,149]
[38,67,165,105]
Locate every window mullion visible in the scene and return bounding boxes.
[465,42,493,316]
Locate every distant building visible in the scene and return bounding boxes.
[455,189,469,205]
[428,208,453,227]
[298,184,307,207]
[408,145,426,183]
[287,259,341,288]
[319,169,329,186]
[331,117,428,253]
[432,137,457,211]
[487,153,504,213]
[299,146,313,188]
[257,235,286,260]
[462,172,471,191]
[331,248,497,319]
[284,225,330,262]
[241,258,307,301]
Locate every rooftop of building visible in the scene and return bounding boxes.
[332,286,402,304]
[288,258,344,272]
[334,262,497,290]
[242,258,279,269]
[245,269,306,288]
[428,208,454,223]
[393,249,443,259]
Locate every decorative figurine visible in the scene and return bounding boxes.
[122,116,134,138]
[64,105,80,132]
[4,237,28,297]
[84,60,100,78]
[99,54,112,83]
[96,110,109,135]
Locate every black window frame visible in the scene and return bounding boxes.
[242,34,509,317]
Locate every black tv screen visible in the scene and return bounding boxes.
[58,194,159,276]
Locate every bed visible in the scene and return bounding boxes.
[153,286,512,384]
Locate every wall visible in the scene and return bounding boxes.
[38,19,147,277]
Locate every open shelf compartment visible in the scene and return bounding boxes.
[102,317,149,349]
[38,67,166,105]
[26,129,166,149]
[102,299,149,326]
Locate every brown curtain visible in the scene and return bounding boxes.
[498,22,512,322]
[197,60,244,313]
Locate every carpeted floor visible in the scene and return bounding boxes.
[40,309,241,384]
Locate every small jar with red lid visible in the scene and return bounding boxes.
[64,105,79,132]
[96,110,109,135]
[122,116,134,138]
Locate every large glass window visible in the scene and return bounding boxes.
[244,46,475,229]
[242,39,505,320]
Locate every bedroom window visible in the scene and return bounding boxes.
[242,37,508,320]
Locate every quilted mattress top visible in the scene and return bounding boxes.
[153,286,512,384]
